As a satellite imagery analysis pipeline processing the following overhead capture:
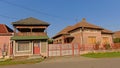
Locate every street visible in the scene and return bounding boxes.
[1,56,120,68]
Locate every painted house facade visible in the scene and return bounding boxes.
[11,17,50,57]
[0,24,13,58]
[53,18,113,48]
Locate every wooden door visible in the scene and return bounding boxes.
[33,41,40,55]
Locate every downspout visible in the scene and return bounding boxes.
[81,27,84,50]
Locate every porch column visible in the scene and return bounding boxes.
[39,41,41,55]
[81,27,84,50]
[14,27,17,36]
[31,41,34,55]
[13,41,16,56]
[30,28,32,34]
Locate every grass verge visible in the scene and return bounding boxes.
[0,58,44,66]
[81,52,120,58]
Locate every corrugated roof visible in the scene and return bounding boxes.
[69,18,103,32]
[12,17,50,26]
[0,24,13,33]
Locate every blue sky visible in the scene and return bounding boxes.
[0,0,120,37]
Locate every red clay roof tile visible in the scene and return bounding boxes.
[0,24,13,33]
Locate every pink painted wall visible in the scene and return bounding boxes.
[0,36,12,57]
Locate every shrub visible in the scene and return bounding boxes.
[114,38,120,43]
[94,41,101,50]
[104,43,111,50]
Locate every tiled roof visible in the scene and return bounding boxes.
[53,18,113,39]
[0,24,13,33]
[114,31,120,38]
[12,17,50,26]
[52,26,72,38]
[69,18,103,32]
[101,29,113,34]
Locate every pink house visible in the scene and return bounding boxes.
[0,24,13,58]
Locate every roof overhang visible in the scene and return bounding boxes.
[11,36,49,40]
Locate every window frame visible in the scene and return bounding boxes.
[16,41,31,52]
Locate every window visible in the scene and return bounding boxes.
[17,41,30,51]
[102,37,109,44]
[59,39,62,43]
[88,36,96,44]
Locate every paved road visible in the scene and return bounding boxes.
[1,56,120,68]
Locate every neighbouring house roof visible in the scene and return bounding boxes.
[53,18,113,39]
[12,17,50,26]
[113,31,120,38]
[52,26,72,39]
[11,36,49,40]
[0,24,13,36]
[69,18,103,32]
[101,29,113,34]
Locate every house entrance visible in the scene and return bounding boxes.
[33,41,40,55]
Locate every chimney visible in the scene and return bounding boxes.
[82,18,86,22]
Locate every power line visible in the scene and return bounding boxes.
[0,0,67,20]
[0,14,18,19]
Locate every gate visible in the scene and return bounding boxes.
[48,44,80,56]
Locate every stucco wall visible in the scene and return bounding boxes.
[101,34,113,45]
[0,36,12,58]
[83,31,102,45]
[70,29,102,46]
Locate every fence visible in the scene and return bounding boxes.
[0,48,2,57]
[48,43,120,57]
[48,44,95,56]
[112,43,120,49]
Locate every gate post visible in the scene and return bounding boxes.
[47,44,49,57]
[60,44,62,56]
[78,43,80,55]
[72,44,74,56]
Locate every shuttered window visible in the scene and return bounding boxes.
[88,36,96,44]
[102,37,109,44]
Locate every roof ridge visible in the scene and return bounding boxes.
[12,17,50,26]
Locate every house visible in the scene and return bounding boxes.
[113,31,120,43]
[11,17,50,57]
[113,31,120,38]
[0,24,13,58]
[53,18,113,48]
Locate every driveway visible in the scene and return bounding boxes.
[1,56,120,68]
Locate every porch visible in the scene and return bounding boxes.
[10,40,48,57]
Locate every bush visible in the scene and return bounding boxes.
[114,38,120,43]
[104,43,111,50]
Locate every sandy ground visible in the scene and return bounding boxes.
[1,56,120,68]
